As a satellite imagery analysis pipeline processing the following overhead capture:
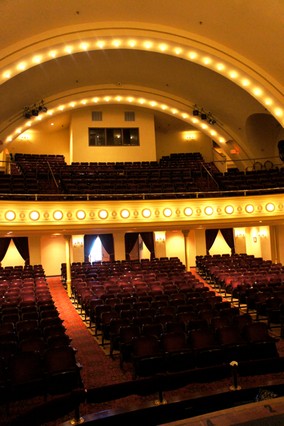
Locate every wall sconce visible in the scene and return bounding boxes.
[73,238,83,248]
[235,230,245,238]
[19,133,31,141]
[155,232,166,242]
[184,133,195,141]
[253,236,257,243]
[258,230,267,238]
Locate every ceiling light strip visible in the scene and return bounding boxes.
[5,94,230,145]
[1,35,283,125]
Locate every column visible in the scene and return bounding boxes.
[270,225,279,264]
[113,231,127,261]
[64,235,72,297]
[182,230,190,271]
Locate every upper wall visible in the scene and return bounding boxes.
[155,129,214,162]
[70,106,156,163]
[9,128,71,163]
[8,106,216,165]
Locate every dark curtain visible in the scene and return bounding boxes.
[140,232,155,259]
[220,228,235,254]
[13,237,30,265]
[84,235,97,262]
[0,237,11,262]
[100,234,115,261]
[124,233,139,260]
[205,229,219,255]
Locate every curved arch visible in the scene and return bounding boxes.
[3,86,243,151]
[1,24,283,127]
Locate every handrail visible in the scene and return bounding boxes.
[46,161,59,189]
[10,359,284,426]
[200,162,220,189]
[0,186,282,201]
[1,154,282,169]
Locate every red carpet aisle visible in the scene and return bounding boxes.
[47,277,133,389]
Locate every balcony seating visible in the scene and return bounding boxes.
[3,152,281,200]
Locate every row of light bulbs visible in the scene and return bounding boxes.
[1,34,283,136]
[3,202,277,222]
[7,94,229,145]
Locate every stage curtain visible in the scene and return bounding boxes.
[125,233,139,260]
[220,228,235,254]
[84,235,97,262]
[205,229,219,255]
[0,237,11,262]
[140,232,155,259]
[13,237,30,265]
[100,234,115,261]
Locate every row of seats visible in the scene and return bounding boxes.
[71,255,279,378]
[0,152,282,200]
[0,265,84,408]
[0,267,49,309]
[0,346,83,409]
[196,254,284,294]
[69,257,189,285]
[129,321,278,378]
[196,254,284,333]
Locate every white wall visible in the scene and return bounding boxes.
[70,106,156,163]
[155,129,214,162]
[273,224,284,264]
[9,128,70,163]
[40,235,66,276]
[165,230,186,265]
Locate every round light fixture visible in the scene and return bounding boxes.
[225,205,234,214]
[53,210,63,220]
[142,209,151,218]
[205,206,213,215]
[98,209,108,219]
[265,203,275,212]
[29,211,40,221]
[76,210,86,220]
[5,211,16,221]
[163,208,172,217]
[245,204,254,213]
[121,209,130,219]
[184,207,193,216]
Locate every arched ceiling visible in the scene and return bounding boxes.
[1,0,283,161]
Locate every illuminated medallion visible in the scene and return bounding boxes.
[163,208,172,217]
[29,211,40,221]
[204,206,213,215]
[5,211,16,221]
[184,207,193,216]
[265,203,275,212]
[98,210,108,219]
[245,204,254,213]
[120,209,130,219]
[225,205,234,214]
[53,210,63,220]
[142,209,151,218]
[76,210,86,220]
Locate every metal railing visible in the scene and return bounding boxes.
[0,186,282,202]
